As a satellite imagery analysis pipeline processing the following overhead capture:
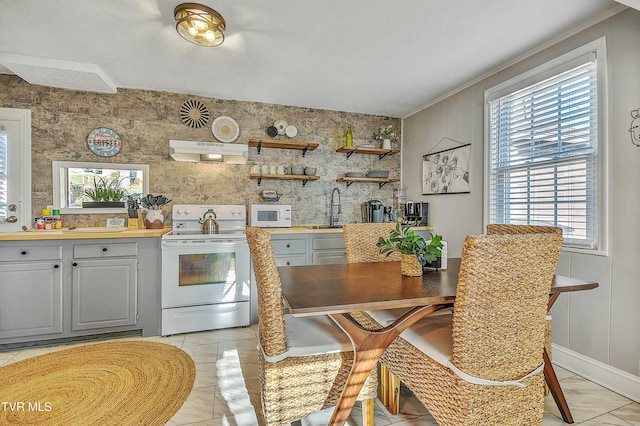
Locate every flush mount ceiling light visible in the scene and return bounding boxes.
[174,3,226,47]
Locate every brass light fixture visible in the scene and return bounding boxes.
[174,3,226,47]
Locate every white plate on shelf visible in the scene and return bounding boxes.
[274,119,288,135]
[359,144,375,148]
[212,116,240,142]
[285,125,298,138]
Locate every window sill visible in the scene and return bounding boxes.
[59,208,128,215]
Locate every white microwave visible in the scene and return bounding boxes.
[250,204,292,228]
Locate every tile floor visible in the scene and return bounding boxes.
[2,326,639,425]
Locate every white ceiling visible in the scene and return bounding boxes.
[0,0,627,118]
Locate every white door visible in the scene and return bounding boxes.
[0,108,31,233]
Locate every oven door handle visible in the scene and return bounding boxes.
[161,239,248,248]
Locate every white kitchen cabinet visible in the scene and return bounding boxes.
[270,234,309,266]
[0,242,63,339]
[71,249,137,331]
[0,236,162,346]
[71,242,138,331]
[311,234,347,265]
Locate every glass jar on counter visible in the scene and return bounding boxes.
[392,187,406,222]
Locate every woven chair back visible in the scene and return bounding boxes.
[343,223,402,263]
[451,233,562,382]
[246,226,287,357]
[487,224,563,236]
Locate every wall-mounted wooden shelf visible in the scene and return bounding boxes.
[336,146,400,160]
[250,173,320,187]
[249,138,319,157]
[336,177,400,189]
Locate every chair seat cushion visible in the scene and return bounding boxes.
[390,313,544,387]
[398,313,454,367]
[260,314,353,363]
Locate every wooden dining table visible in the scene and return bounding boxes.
[278,258,598,425]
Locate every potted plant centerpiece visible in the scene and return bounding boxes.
[82,176,127,208]
[377,221,443,276]
[141,194,172,229]
[373,124,400,150]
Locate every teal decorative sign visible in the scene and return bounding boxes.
[86,127,121,157]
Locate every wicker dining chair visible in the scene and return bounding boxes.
[246,226,377,426]
[342,222,401,263]
[486,224,563,362]
[342,222,452,412]
[355,232,563,425]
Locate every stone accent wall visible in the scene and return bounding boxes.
[1,74,400,227]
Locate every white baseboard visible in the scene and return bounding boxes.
[552,343,640,403]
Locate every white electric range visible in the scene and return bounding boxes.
[161,204,251,335]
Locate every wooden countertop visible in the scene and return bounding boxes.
[264,224,434,235]
[0,227,171,241]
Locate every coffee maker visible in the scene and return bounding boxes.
[404,201,428,225]
[362,200,385,223]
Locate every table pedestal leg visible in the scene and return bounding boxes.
[544,348,574,423]
[327,305,447,425]
[546,293,574,423]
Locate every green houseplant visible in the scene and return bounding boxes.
[377,221,443,276]
[82,176,127,208]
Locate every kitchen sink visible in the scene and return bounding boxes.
[303,224,343,229]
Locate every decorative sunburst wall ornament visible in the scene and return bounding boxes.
[180,99,210,128]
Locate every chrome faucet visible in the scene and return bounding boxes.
[329,187,342,226]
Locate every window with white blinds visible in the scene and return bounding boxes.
[487,50,600,250]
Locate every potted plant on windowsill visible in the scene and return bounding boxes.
[82,176,127,208]
[376,221,443,276]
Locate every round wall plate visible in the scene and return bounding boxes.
[180,99,210,128]
[285,125,298,138]
[86,127,121,157]
[212,116,240,142]
[274,119,288,135]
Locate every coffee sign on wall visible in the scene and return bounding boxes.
[86,127,121,157]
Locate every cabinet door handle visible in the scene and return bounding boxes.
[286,243,291,248]
[20,250,28,256]
[72,262,78,267]
[102,247,108,252]
[53,264,59,269]
[286,261,291,265]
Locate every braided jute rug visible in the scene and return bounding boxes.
[0,341,195,426]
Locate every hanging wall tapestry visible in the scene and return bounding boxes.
[422,143,471,194]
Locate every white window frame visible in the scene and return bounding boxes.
[483,38,609,255]
[52,161,149,215]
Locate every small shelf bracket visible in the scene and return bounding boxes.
[257,176,263,185]
[345,150,355,159]
[378,181,390,189]
[345,181,354,188]
[302,179,309,187]
[378,152,389,160]
[256,141,263,154]
[302,144,310,157]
